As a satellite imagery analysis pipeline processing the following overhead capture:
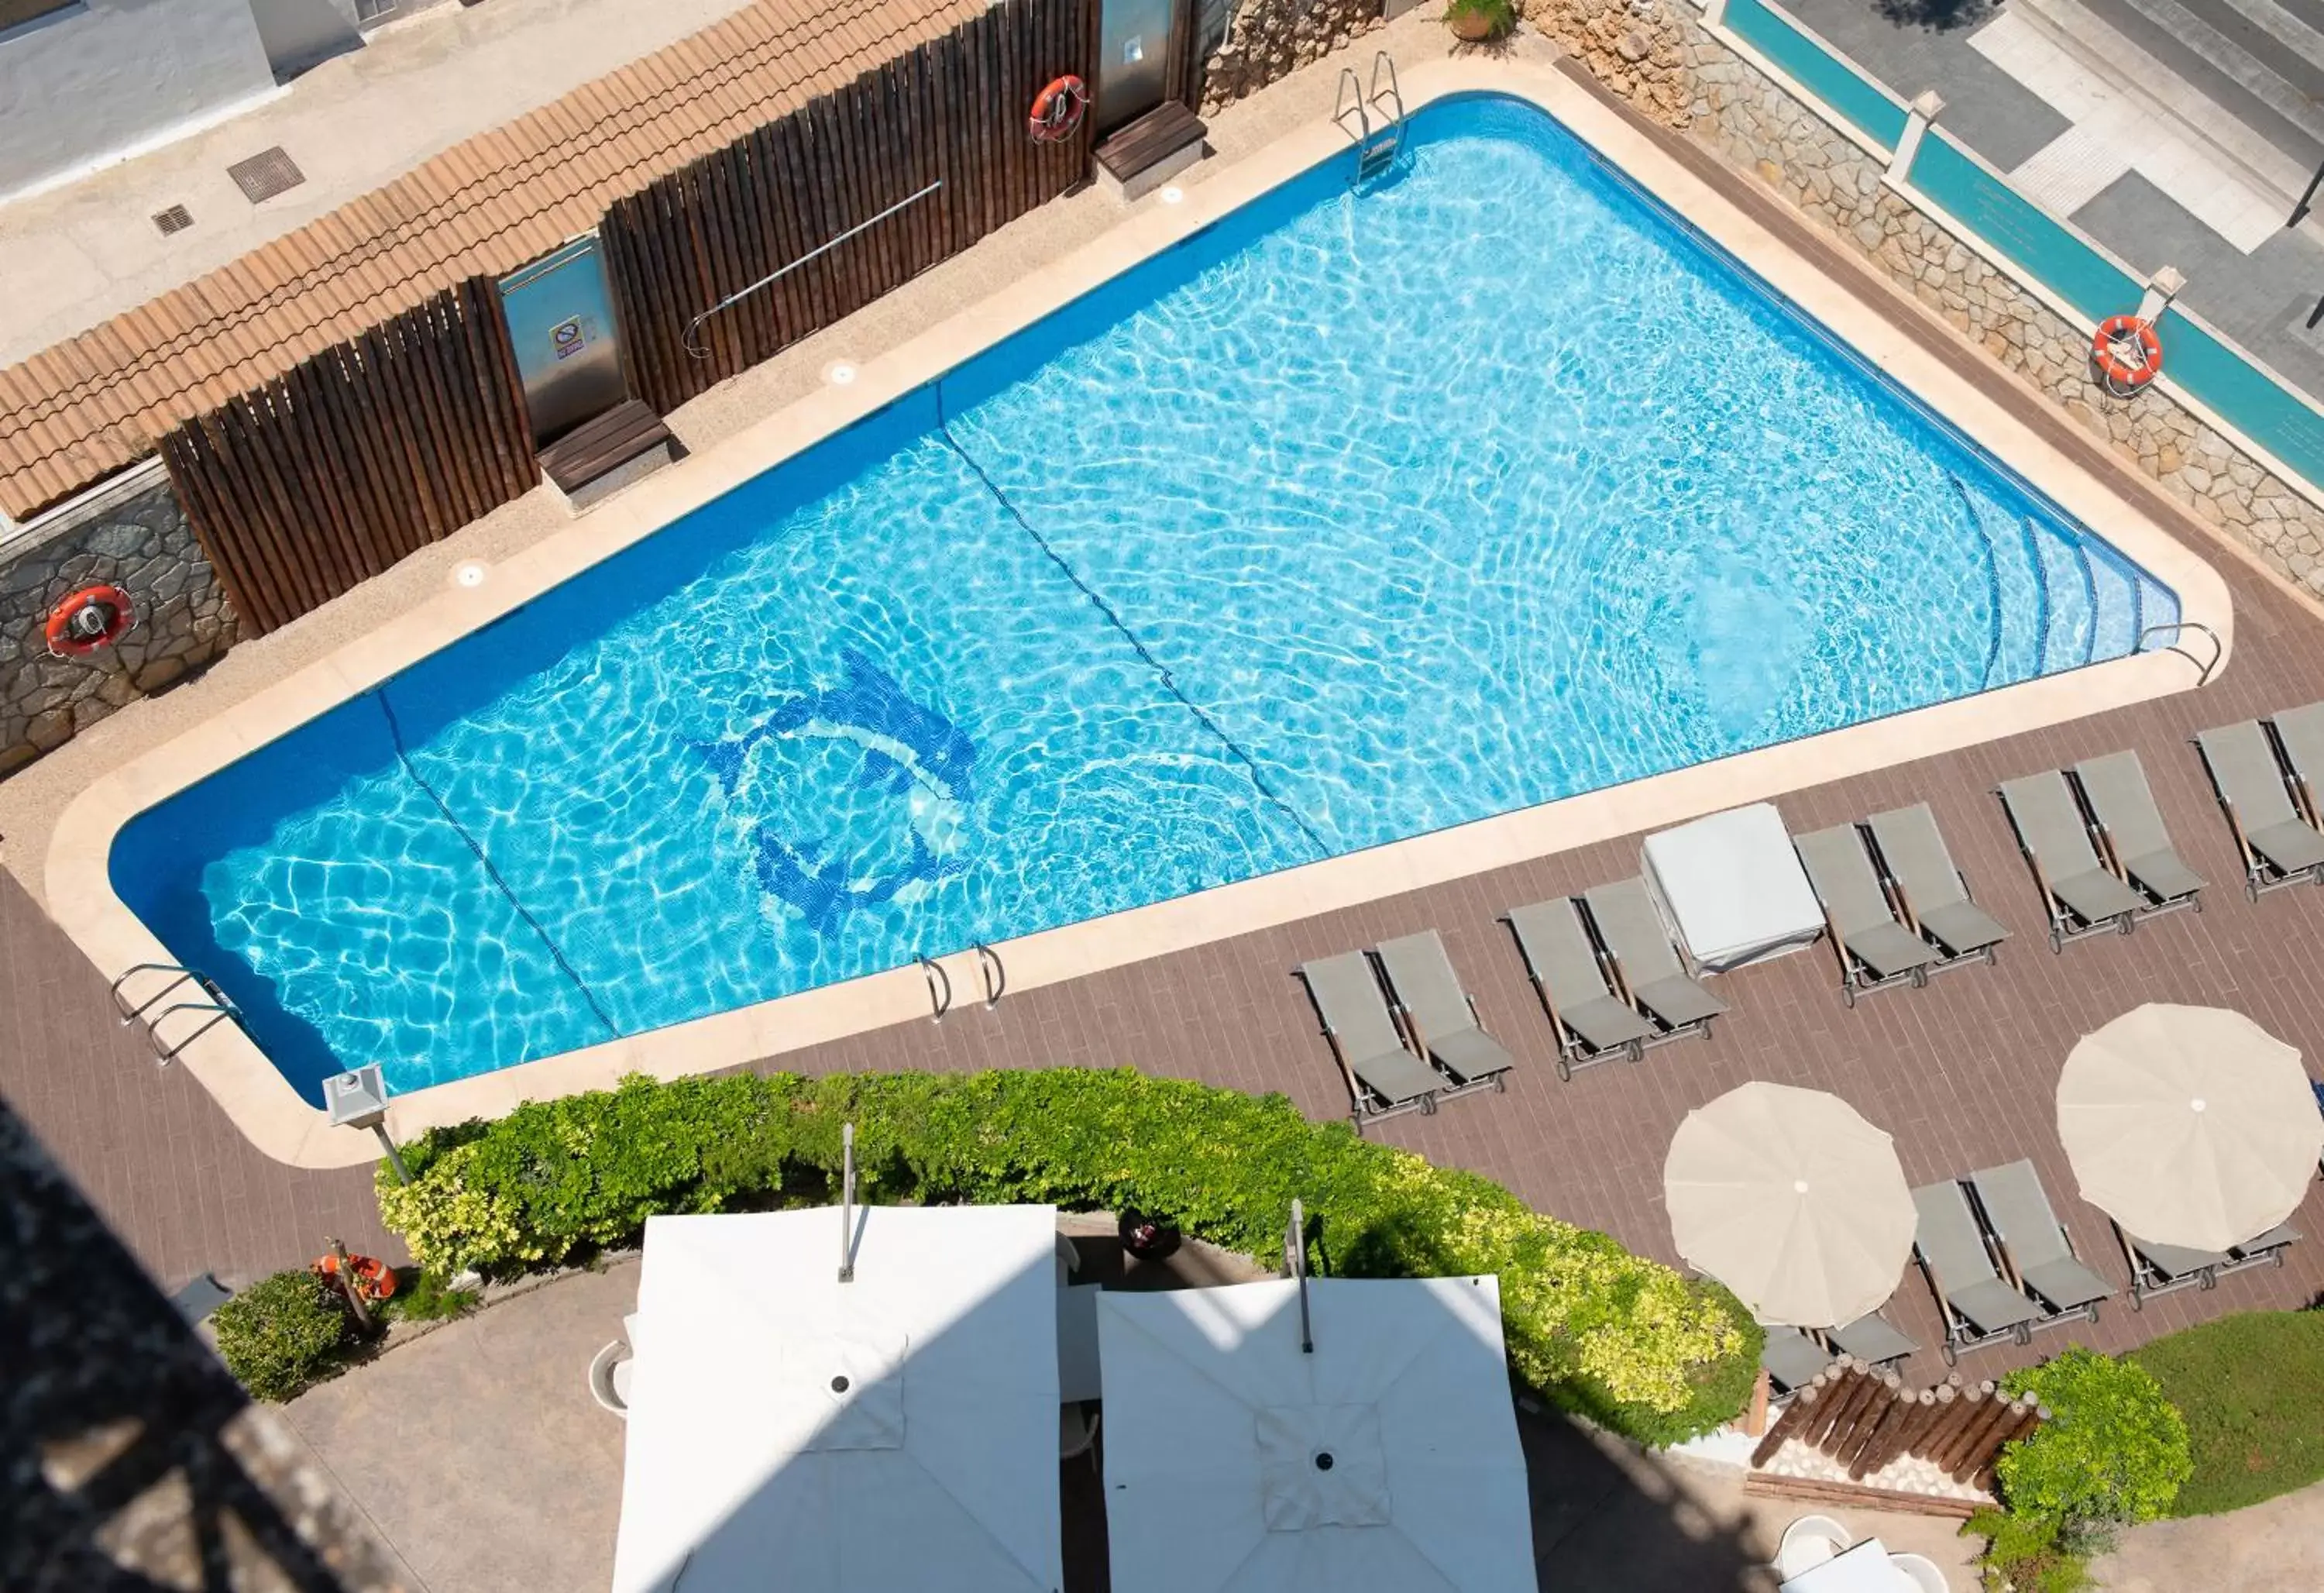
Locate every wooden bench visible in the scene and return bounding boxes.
[1095,101,1207,203]
[538,398,674,511]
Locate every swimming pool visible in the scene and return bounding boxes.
[113,91,2181,1104]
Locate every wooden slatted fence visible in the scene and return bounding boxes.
[601,0,1092,413]
[160,280,535,637]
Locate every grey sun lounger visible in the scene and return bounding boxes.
[1968,1160,2113,1322]
[1297,952,1451,1128]
[1996,771,2147,950]
[1373,931,1515,1090]
[1760,1326,1834,1394]
[2269,700,2324,825]
[2073,751,2205,913]
[2124,1218,2304,1308]
[1913,1178,2044,1364]
[1581,878,1727,1036]
[1502,900,1657,1081]
[2194,721,2324,899]
[1864,803,2007,965]
[1793,824,1939,1006]
[1827,1311,1918,1368]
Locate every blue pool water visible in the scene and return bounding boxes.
[115,95,2178,1102]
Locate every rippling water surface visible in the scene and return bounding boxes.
[115,95,2177,1099]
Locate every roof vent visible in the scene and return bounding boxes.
[151,204,194,237]
[227,147,306,205]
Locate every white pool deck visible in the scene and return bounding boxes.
[35,48,2234,1168]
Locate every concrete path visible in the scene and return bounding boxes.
[280,1261,635,1593]
[2092,1477,2324,1592]
[277,1253,1985,1591]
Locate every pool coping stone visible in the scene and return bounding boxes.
[43,56,2235,1168]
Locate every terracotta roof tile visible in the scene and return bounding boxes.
[0,0,980,519]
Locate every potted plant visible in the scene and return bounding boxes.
[1444,0,1514,42]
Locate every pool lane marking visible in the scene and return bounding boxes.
[373,690,622,1040]
[931,384,1332,858]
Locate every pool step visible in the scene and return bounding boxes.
[2085,547,2142,662]
[2030,522,2095,673]
[1981,501,2047,686]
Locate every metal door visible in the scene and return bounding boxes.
[1095,0,1176,135]
[497,235,628,447]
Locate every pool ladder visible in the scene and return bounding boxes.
[110,962,243,1066]
[1334,53,1406,183]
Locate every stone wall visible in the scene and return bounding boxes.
[1551,0,2324,597]
[1200,0,1385,115]
[0,463,237,779]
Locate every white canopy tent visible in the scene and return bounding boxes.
[610,1202,1064,1593]
[1096,1275,1535,1593]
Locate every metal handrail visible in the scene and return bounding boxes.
[110,961,201,1024]
[973,943,1006,1010]
[1370,51,1405,136]
[147,995,241,1066]
[682,179,944,360]
[916,954,953,1024]
[2137,620,2223,686]
[1332,67,1370,148]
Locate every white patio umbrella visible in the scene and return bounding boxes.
[2058,1003,2323,1252]
[1096,1275,1535,1593]
[1662,1081,1917,1328]
[610,1200,1062,1593]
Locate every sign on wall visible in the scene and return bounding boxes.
[497,235,628,446]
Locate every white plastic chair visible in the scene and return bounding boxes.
[1773,1515,1851,1578]
[589,1340,634,1419]
[1059,1402,1101,1467]
[1889,1551,1949,1592]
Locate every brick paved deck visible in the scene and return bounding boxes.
[3,64,2321,1395]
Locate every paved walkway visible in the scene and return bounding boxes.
[0,0,748,367]
[1782,0,2324,406]
[2092,1477,2324,1591]
[280,1254,1978,1591]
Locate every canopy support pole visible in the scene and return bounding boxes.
[1287,1198,1312,1354]
[839,1122,857,1284]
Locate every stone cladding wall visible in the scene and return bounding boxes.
[1596,0,2324,596]
[1201,0,1386,114]
[0,465,236,779]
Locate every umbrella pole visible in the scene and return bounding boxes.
[839,1122,856,1284]
[1287,1198,1312,1354]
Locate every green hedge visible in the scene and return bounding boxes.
[377,1068,1759,1444]
[2131,1309,2324,1517]
[212,1268,354,1402]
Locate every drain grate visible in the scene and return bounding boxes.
[151,204,194,236]
[226,146,306,205]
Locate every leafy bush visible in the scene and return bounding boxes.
[377,1268,479,1324]
[1959,1506,2092,1593]
[1997,1347,2192,1532]
[1444,0,1518,36]
[2130,1309,2324,1516]
[211,1268,353,1402]
[378,1068,1759,1444]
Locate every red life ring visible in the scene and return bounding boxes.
[1028,75,1088,144]
[315,1252,399,1303]
[43,583,136,658]
[2092,314,2162,391]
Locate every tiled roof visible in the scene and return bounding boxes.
[0,0,981,521]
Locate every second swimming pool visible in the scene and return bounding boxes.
[115,94,2178,1101]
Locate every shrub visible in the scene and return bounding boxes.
[378,1068,1759,1444]
[1997,1347,2192,1533]
[211,1268,354,1402]
[378,1268,479,1324]
[1959,1507,2092,1593]
[2130,1309,2324,1516]
[1445,0,1518,37]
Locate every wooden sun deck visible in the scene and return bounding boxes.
[3,62,2321,1389]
